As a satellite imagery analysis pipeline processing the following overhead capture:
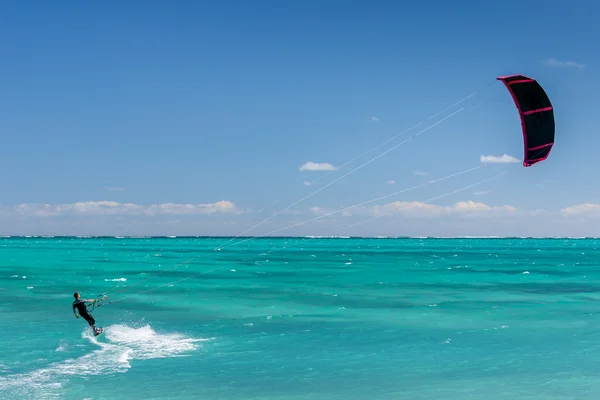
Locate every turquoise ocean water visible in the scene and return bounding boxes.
[1,236,600,399]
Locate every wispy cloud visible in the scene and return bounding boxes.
[6,200,241,217]
[299,162,337,172]
[310,206,329,216]
[560,203,600,217]
[370,200,518,218]
[386,180,396,185]
[106,187,125,192]
[480,154,520,164]
[305,200,519,221]
[370,116,380,122]
[412,170,430,176]
[306,201,600,222]
[543,57,586,69]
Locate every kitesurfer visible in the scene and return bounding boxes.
[73,292,102,335]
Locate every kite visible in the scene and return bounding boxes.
[497,74,555,167]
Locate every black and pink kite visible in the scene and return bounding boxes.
[497,74,555,167]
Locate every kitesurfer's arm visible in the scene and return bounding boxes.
[73,304,79,318]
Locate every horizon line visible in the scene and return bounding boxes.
[0,235,597,240]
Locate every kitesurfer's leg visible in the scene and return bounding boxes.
[81,311,96,329]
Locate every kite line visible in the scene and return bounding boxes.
[215,81,497,251]
[105,163,500,304]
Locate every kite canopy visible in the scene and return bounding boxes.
[497,75,555,167]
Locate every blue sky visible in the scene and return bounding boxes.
[0,0,598,237]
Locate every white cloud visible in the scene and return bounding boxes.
[106,187,125,192]
[371,201,443,218]
[543,57,586,69]
[413,171,430,176]
[303,181,312,186]
[7,200,240,217]
[310,206,329,216]
[386,180,396,185]
[480,154,520,164]
[299,162,337,171]
[370,116,380,122]
[454,201,517,214]
[5,198,600,237]
[370,200,517,218]
[302,200,519,223]
[560,204,600,217]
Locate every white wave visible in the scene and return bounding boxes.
[0,323,210,400]
[54,342,68,352]
[104,278,127,282]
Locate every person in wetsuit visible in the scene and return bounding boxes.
[73,292,101,335]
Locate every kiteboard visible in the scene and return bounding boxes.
[94,327,104,337]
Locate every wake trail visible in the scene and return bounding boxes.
[0,323,211,400]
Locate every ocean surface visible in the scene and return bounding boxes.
[1,236,600,400]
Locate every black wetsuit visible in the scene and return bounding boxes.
[73,299,95,328]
